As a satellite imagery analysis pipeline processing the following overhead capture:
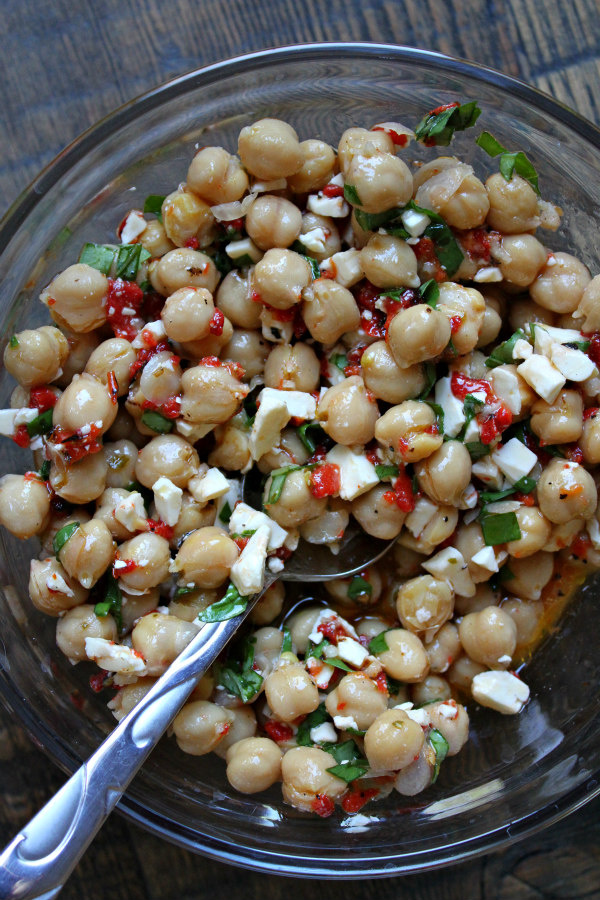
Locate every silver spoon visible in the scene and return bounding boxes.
[0,475,395,900]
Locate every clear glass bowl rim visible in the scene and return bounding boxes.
[1,42,599,877]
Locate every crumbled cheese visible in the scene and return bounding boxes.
[188,468,230,503]
[435,376,465,437]
[85,637,146,674]
[587,517,600,550]
[114,491,148,532]
[228,502,288,551]
[229,524,270,596]
[0,407,37,436]
[306,658,336,689]
[120,210,147,244]
[336,637,369,668]
[491,367,522,415]
[536,324,585,345]
[463,417,480,443]
[404,496,438,538]
[46,571,74,597]
[473,266,502,283]
[517,354,566,403]
[260,306,294,344]
[422,546,476,598]
[284,527,300,551]
[152,477,183,526]
[471,456,504,489]
[333,714,359,731]
[471,670,530,715]
[405,706,430,726]
[550,342,596,382]
[248,397,289,462]
[267,557,285,573]
[13,407,39,426]
[512,338,533,361]
[471,546,500,574]
[401,208,430,237]
[309,722,338,744]
[497,654,512,665]
[307,608,359,645]
[131,319,166,349]
[325,445,379,501]
[438,702,459,720]
[297,227,328,255]
[492,437,537,485]
[307,193,349,218]
[175,420,215,441]
[225,237,263,263]
[319,248,364,288]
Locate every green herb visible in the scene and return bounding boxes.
[297,421,327,454]
[331,352,348,372]
[143,194,166,220]
[327,658,352,672]
[174,585,195,598]
[198,582,249,622]
[308,639,329,660]
[323,739,369,782]
[368,631,390,655]
[26,408,53,438]
[141,410,173,434]
[209,248,234,277]
[296,703,330,746]
[565,340,590,351]
[53,521,80,557]
[300,254,321,280]
[266,465,301,506]
[375,464,399,481]
[415,101,481,146]
[115,243,150,280]
[485,330,527,369]
[489,564,515,591]
[386,675,405,695]
[479,475,535,504]
[343,183,362,205]
[419,279,440,307]
[39,459,51,481]
[232,253,255,269]
[457,393,485,442]
[418,363,437,401]
[79,242,116,274]
[353,207,405,233]
[480,511,521,546]
[426,401,445,435]
[94,574,123,632]
[326,762,369,783]
[406,201,464,276]
[9,335,18,348]
[215,635,263,702]
[476,131,540,195]
[513,475,536,494]
[465,440,490,461]
[429,728,449,783]
[218,501,232,524]
[347,574,373,601]
[281,627,293,654]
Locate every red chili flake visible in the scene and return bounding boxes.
[264,720,294,743]
[307,445,328,465]
[583,407,599,420]
[233,535,250,551]
[147,519,174,540]
[322,183,344,198]
[371,125,408,146]
[565,444,584,463]
[129,340,170,381]
[29,386,58,412]
[514,491,535,506]
[312,794,335,818]
[141,395,181,420]
[106,278,144,340]
[319,354,331,379]
[200,355,221,367]
[450,371,494,402]
[587,334,600,368]
[429,101,460,116]
[383,468,416,512]
[113,558,138,577]
[12,425,30,448]
[142,291,165,321]
[479,404,513,445]
[272,546,293,561]
[184,236,200,250]
[89,671,110,693]
[320,262,337,280]
[107,371,119,404]
[570,533,592,559]
[449,315,463,334]
[374,672,389,694]
[460,227,491,263]
[46,297,56,306]
[308,463,341,498]
[413,237,447,281]
[341,787,379,814]
[209,308,225,335]
[365,443,380,465]
[355,281,380,312]
[317,619,348,644]
[251,289,262,304]
[343,364,362,377]
[50,424,103,463]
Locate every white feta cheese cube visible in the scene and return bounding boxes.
[214,479,241,529]
[401,208,430,237]
[0,409,20,436]
[422,546,476,598]
[473,266,502,283]
[517,354,566,403]
[225,237,262,263]
[152,477,183,526]
[538,324,585,345]
[471,670,530,715]
[228,502,288,551]
[532,325,554,357]
[463,417,480,443]
[434,376,465,437]
[175,420,215,441]
[336,637,369,668]
[188,468,230,503]
[46,571,74,597]
[13,407,39,426]
[404,496,438,537]
[405,706,430,726]
[491,367,522,415]
[258,387,317,422]
[325,445,379,501]
[260,307,294,344]
[306,658,335,689]
[550,342,597,382]
[310,722,338,743]
[267,557,285,573]
[320,248,364,288]
[438,701,460,720]
[114,491,148,532]
[229,524,270,596]
[307,608,359,645]
[249,396,289,462]
[471,546,499,574]
[333,714,359,731]
[472,456,503,489]
[328,173,345,187]
[120,210,147,244]
[297,227,328,255]
[85,637,146,674]
[512,338,533,361]
[492,438,537,485]
[131,319,166,349]
[307,193,349,218]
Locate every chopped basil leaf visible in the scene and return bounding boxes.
[79,242,116,274]
[405,201,464,276]
[218,501,233,524]
[9,335,18,348]
[39,459,51,481]
[141,410,173,433]
[485,329,527,368]
[426,401,445,434]
[353,207,403,232]
[489,564,515,591]
[94,574,123,632]
[429,728,449,783]
[26,408,53,438]
[115,244,151,281]
[479,487,518,504]
[174,585,195,597]
[343,183,361,205]
[419,279,440,307]
[281,627,293,654]
[232,253,255,269]
[297,421,327,454]
[417,362,437,401]
[386,675,405,695]
[308,638,329,660]
[326,762,369,783]
[296,703,330,746]
[565,340,590,351]
[324,739,369,782]
[368,631,389,655]
[331,352,348,372]
[375,464,399,481]
[415,101,481,147]
[513,475,536,494]
[476,131,540,195]
[464,392,485,417]
[143,194,166,220]
[125,480,153,511]
[266,465,301,506]
[53,521,80,557]
[465,440,490,461]
[209,248,235,276]
[327,658,353,672]
[198,582,249,622]
[299,254,320,280]
[480,511,521,546]
[216,635,263,702]
[347,574,373,601]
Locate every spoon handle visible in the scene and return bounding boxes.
[0,589,268,900]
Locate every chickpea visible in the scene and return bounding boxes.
[439,173,489,230]
[398,503,458,556]
[325,673,388,730]
[40,264,108,332]
[55,330,101,389]
[351,485,406,539]
[169,492,217,545]
[281,746,346,812]
[161,287,215,343]
[172,700,233,755]
[531,390,583,445]
[252,249,311,310]
[425,623,461,674]
[302,279,360,345]
[226,736,282,793]
[437,283,486,357]
[452,522,488,583]
[49,453,108,504]
[57,519,114,590]
[56,604,117,662]
[84,338,136,397]
[120,587,162,632]
[364,708,425,771]
[508,297,555,332]
[360,235,419,289]
[394,745,434,796]
[257,427,310,473]
[173,526,238,588]
[545,518,584,553]
[250,581,285,625]
[94,487,138,540]
[396,576,454,634]
[537,459,597,524]
[447,655,487,692]
[506,551,555,600]
[355,616,388,641]
[4,326,69,388]
[324,566,382,607]
[168,587,217,623]
[264,342,320,393]
[102,440,138,489]
[139,219,176,257]
[29,557,88,616]
[415,440,471,507]
[345,151,413,214]
[116,533,171,593]
[251,626,284,679]
[337,127,394,175]
[180,363,247,425]
[374,400,442,463]
[317,376,379,445]
[216,270,261,329]
[530,252,591,313]
[52,372,117,436]
[581,409,600,464]
[361,341,426,404]
[245,195,302,250]
[506,506,552,559]
[459,606,517,669]
[412,674,451,706]
[208,421,251,473]
[376,628,429,682]
[238,118,303,179]
[161,189,215,248]
[493,234,547,288]
[0,474,50,539]
[177,318,234,361]
[149,248,219,296]
[135,435,199,489]
[573,274,600,332]
[186,146,248,204]
[426,700,469,756]
[454,583,499,616]
[392,544,428,579]
[476,293,503,349]
[287,139,336,193]
[109,677,157,720]
[286,607,323,655]
[264,662,319,723]
[486,173,540,233]
[105,406,146,447]
[502,597,544,648]
[387,304,451,369]
[131,613,199,676]
[220,330,266,381]
[264,468,326,528]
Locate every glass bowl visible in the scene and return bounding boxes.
[1,43,599,878]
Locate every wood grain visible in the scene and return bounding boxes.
[1,0,600,896]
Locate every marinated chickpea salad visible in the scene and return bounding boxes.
[2,98,600,818]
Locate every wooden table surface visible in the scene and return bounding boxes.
[2,1,600,897]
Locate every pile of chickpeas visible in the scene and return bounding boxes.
[1,111,600,817]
